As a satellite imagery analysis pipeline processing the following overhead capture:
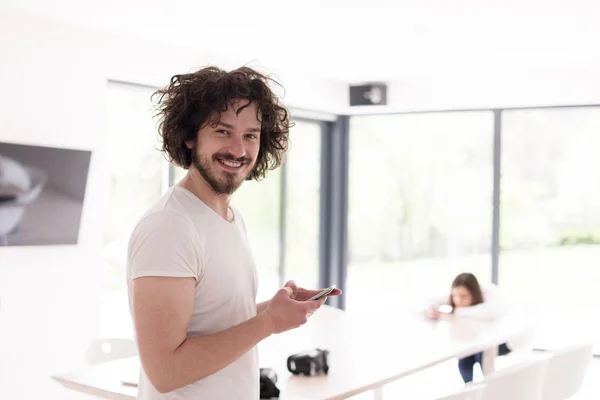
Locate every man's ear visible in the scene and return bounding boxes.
[184,140,195,150]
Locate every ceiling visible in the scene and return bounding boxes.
[3,0,600,83]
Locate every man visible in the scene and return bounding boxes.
[126,66,341,400]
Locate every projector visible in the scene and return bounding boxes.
[349,83,387,106]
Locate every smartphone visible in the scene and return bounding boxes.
[307,285,336,301]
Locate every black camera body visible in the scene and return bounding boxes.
[286,348,330,376]
[259,368,280,399]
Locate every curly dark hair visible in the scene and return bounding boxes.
[152,66,292,181]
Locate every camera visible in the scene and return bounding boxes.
[286,348,330,376]
[260,368,280,399]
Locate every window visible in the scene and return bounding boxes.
[103,82,166,292]
[347,112,494,312]
[101,82,166,338]
[500,107,600,349]
[232,169,283,299]
[282,120,322,290]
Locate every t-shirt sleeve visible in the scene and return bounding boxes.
[127,210,202,281]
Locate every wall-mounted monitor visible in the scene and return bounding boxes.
[0,142,91,246]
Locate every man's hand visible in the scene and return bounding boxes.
[263,287,326,334]
[283,280,342,302]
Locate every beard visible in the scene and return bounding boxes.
[191,151,252,195]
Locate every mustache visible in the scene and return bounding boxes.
[213,153,252,164]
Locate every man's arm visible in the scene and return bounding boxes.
[133,277,323,394]
[256,300,270,314]
[133,276,274,393]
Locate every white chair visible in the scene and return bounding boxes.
[541,343,593,400]
[84,338,137,365]
[436,384,485,400]
[479,357,549,400]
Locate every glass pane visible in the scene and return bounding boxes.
[284,120,322,289]
[101,82,165,339]
[233,169,281,301]
[104,82,164,292]
[347,112,494,313]
[500,107,600,351]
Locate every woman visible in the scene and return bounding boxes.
[425,273,512,383]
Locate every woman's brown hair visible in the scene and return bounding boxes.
[449,272,484,310]
[152,66,291,181]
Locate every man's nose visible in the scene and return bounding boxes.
[226,137,245,159]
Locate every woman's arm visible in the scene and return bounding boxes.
[454,285,510,320]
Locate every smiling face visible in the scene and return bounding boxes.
[187,100,261,195]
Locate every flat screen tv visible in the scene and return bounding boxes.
[0,142,92,246]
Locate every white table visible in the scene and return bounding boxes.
[52,307,533,400]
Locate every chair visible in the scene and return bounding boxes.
[479,357,549,400]
[84,338,137,365]
[436,384,485,400]
[540,343,593,400]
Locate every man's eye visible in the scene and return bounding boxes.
[217,130,229,135]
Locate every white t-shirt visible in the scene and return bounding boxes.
[126,186,259,400]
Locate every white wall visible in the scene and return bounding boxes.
[0,12,106,400]
[0,9,344,400]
